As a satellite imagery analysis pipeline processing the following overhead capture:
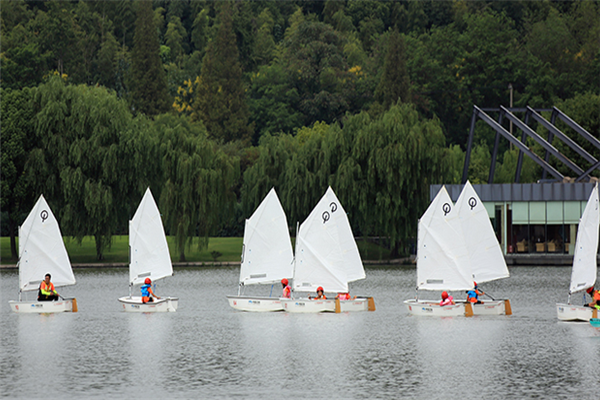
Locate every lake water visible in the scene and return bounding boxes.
[1,266,598,399]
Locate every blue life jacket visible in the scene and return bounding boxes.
[141,284,151,297]
[467,289,478,300]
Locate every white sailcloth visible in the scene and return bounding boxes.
[417,186,473,291]
[18,195,76,292]
[293,187,363,293]
[569,183,599,294]
[456,181,509,283]
[129,188,173,285]
[239,188,294,285]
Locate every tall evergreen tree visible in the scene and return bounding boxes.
[375,29,410,109]
[130,0,170,116]
[195,1,251,143]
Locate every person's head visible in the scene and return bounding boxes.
[441,291,448,300]
[145,278,152,285]
[317,286,324,295]
[281,278,288,287]
[587,287,594,294]
[44,273,51,282]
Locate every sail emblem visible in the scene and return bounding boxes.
[442,203,451,216]
[40,210,48,223]
[468,197,477,210]
[322,202,339,224]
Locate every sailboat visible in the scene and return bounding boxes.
[404,186,475,317]
[455,181,512,315]
[282,187,375,313]
[9,195,78,314]
[118,188,178,312]
[226,188,294,312]
[556,183,599,321]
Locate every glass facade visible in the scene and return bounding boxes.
[488,201,586,255]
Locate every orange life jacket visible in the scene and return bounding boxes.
[40,281,55,296]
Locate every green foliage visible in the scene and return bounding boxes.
[375,29,410,110]
[195,1,251,143]
[130,0,170,115]
[28,76,146,260]
[156,114,239,261]
[0,88,35,259]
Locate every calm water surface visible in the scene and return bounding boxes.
[1,266,598,399]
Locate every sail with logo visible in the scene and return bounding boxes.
[404,186,475,317]
[282,187,374,313]
[9,195,78,313]
[455,181,512,315]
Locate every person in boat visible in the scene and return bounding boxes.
[310,286,326,300]
[281,278,291,299]
[336,292,355,301]
[585,287,600,309]
[141,278,160,303]
[38,273,59,301]
[439,291,455,306]
[466,282,484,304]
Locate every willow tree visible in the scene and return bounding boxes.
[28,76,146,259]
[330,103,448,256]
[1,88,35,260]
[156,115,239,261]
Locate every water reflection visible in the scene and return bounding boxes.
[0,266,599,399]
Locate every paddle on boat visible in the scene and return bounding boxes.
[455,181,512,315]
[226,188,294,312]
[404,186,475,317]
[9,195,78,314]
[556,183,599,322]
[282,187,374,313]
[118,188,178,312]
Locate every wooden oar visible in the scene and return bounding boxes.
[335,298,341,313]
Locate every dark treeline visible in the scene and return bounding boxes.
[2,0,599,261]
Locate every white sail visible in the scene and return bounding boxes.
[239,188,294,285]
[18,195,75,292]
[293,187,363,293]
[129,188,173,285]
[569,183,599,294]
[456,181,509,283]
[417,186,473,291]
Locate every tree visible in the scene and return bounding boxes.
[130,0,170,115]
[0,88,35,260]
[28,76,146,260]
[156,115,239,261]
[195,1,251,143]
[375,29,410,110]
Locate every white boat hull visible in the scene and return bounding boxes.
[404,299,472,317]
[118,296,178,312]
[9,299,75,314]
[226,296,284,312]
[281,297,374,313]
[282,298,336,313]
[556,303,598,321]
[470,299,512,315]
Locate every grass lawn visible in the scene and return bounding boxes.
[1,236,394,265]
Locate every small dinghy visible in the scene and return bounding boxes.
[282,187,374,313]
[404,186,475,317]
[118,188,178,312]
[455,181,511,315]
[226,188,294,312]
[9,195,78,314]
[556,183,599,322]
